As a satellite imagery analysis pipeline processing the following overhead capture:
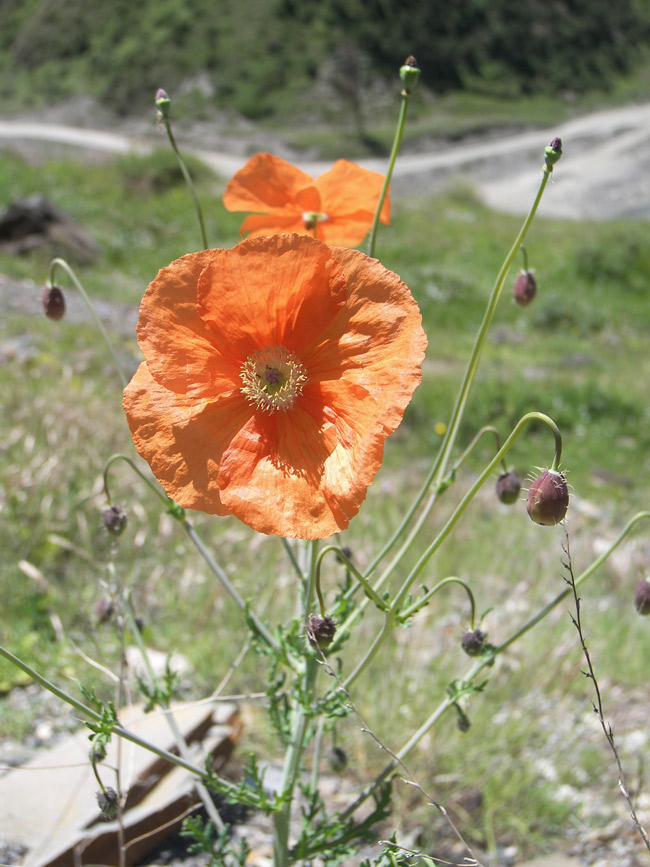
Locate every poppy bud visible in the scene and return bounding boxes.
[461,629,486,657]
[97,787,119,820]
[545,138,563,169]
[496,471,521,505]
[400,56,420,94]
[155,88,171,120]
[307,614,336,650]
[526,469,569,526]
[42,285,66,320]
[335,546,353,564]
[634,577,650,615]
[92,597,114,623]
[103,505,127,536]
[327,745,348,773]
[513,270,536,307]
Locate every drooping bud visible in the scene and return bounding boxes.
[42,285,66,320]
[634,577,650,615]
[526,469,569,526]
[513,270,537,307]
[335,546,353,564]
[97,787,119,820]
[496,471,521,505]
[307,614,336,650]
[103,505,127,536]
[155,88,171,121]
[461,629,486,657]
[327,745,348,773]
[92,597,114,623]
[400,56,420,94]
[545,137,563,170]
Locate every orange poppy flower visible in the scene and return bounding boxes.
[223,153,390,247]
[123,234,425,539]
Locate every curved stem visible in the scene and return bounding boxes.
[161,119,209,250]
[398,576,476,628]
[368,90,410,259]
[315,546,388,618]
[103,454,169,507]
[48,258,128,387]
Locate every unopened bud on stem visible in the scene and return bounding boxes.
[634,577,650,615]
[400,56,420,94]
[42,285,66,320]
[496,471,521,505]
[513,270,537,307]
[526,469,569,525]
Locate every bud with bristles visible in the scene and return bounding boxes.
[634,578,650,616]
[103,505,127,536]
[307,614,336,650]
[155,88,171,120]
[526,469,569,526]
[545,137,562,169]
[513,270,537,307]
[496,471,521,505]
[97,787,119,820]
[42,285,65,320]
[461,629,486,657]
[400,56,420,94]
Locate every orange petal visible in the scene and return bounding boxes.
[223,153,314,213]
[239,213,305,238]
[196,235,348,361]
[137,250,241,398]
[314,160,390,244]
[123,362,252,515]
[304,247,427,435]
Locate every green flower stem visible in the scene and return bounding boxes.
[282,538,306,584]
[343,612,394,690]
[120,588,225,833]
[161,118,209,250]
[341,509,650,820]
[48,258,128,388]
[315,546,389,618]
[398,576,476,627]
[0,643,225,783]
[368,89,410,259]
[309,717,326,794]
[273,541,320,867]
[353,147,557,594]
[103,454,170,508]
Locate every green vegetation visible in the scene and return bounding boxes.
[1,146,649,858]
[1,0,650,123]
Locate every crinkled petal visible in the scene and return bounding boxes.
[137,250,241,398]
[239,213,304,238]
[123,362,252,514]
[196,235,347,360]
[304,247,427,434]
[314,160,390,240]
[223,153,314,213]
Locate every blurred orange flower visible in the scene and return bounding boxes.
[123,234,425,539]
[223,153,390,247]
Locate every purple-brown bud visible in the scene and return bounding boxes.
[496,471,521,505]
[42,285,65,320]
[634,578,650,616]
[97,787,119,820]
[526,470,569,526]
[103,505,127,536]
[513,270,536,307]
[92,597,114,623]
[461,629,486,657]
[327,745,348,773]
[307,614,336,650]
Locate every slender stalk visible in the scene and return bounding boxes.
[398,576,476,627]
[103,454,170,508]
[273,540,320,866]
[368,90,410,258]
[160,117,209,250]
[48,258,128,387]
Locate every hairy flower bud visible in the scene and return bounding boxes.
[513,270,537,307]
[97,787,119,820]
[400,56,420,94]
[155,88,171,121]
[461,629,486,657]
[103,505,127,536]
[42,285,66,320]
[496,471,521,505]
[634,577,650,616]
[545,138,563,169]
[526,470,569,526]
[307,614,336,650]
[327,745,348,773]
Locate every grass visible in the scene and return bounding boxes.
[1,145,649,860]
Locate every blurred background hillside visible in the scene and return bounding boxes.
[2,0,650,136]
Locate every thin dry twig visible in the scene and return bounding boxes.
[563,530,650,854]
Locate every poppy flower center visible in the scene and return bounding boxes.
[240,345,308,413]
[302,211,329,230]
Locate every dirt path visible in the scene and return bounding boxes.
[1,101,650,219]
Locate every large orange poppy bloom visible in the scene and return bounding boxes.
[223,153,390,247]
[123,234,426,539]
